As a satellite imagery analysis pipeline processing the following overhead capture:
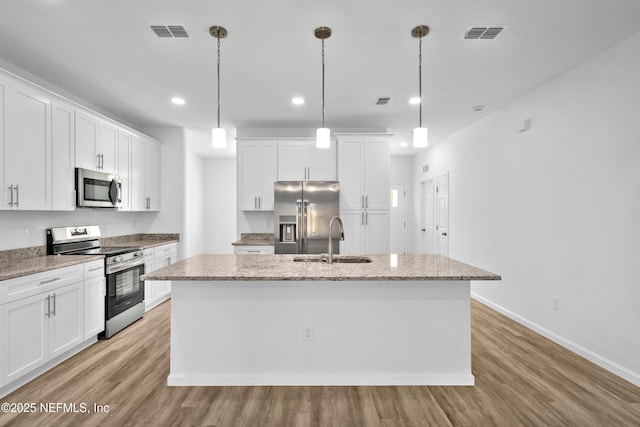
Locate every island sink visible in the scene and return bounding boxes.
[293,255,372,263]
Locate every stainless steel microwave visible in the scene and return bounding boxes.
[75,167,122,208]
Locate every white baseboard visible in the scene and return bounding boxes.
[471,292,640,388]
[168,374,475,387]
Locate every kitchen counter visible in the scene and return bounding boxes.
[231,233,274,246]
[0,254,104,281]
[142,253,500,281]
[155,254,499,387]
[102,233,179,249]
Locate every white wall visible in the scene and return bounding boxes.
[204,158,237,253]
[185,151,205,257]
[412,32,640,386]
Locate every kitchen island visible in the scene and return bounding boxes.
[142,254,500,386]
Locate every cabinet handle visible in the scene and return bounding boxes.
[8,184,14,206]
[259,196,262,209]
[45,295,51,318]
[365,195,368,209]
[40,277,61,285]
[89,266,103,272]
[361,195,364,209]
[15,185,19,207]
[365,211,368,225]
[51,293,56,316]
[361,211,365,225]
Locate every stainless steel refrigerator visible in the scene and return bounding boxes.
[274,181,340,254]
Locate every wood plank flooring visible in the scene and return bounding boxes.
[1,299,639,426]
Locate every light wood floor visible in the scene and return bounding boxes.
[1,299,639,426]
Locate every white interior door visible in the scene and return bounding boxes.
[436,173,449,256]
[421,179,435,253]
[390,184,406,254]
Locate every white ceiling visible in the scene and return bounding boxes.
[1,0,640,157]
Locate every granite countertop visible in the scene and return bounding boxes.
[0,254,104,282]
[102,233,180,249]
[142,254,501,282]
[232,233,275,247]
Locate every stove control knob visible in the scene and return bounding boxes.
[113,255,123,263]
[135,251,144,257]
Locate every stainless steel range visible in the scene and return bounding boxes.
[47,225,145,338]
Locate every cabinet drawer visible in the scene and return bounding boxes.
[153,243,178,258]
[0,264,83,305]
[234,246,275,255]
[83,259,105,280]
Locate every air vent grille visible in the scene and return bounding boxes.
[375,97,392,105]
[151,25,189,38]
[464,27,504,40]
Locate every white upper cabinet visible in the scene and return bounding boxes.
[117,131,132,211]
[51,100,76,211]
[75,111,118,174]
[277,140,336,181]
[337,134,390,210]
[131,136,160,211]
[2,79,52,211]
[237,140,277,211]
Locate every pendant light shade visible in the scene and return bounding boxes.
[316,127,330,148]
[412,25,429,148]
[210,25,227,148]
[211,127,227,148]
[315,27,332,149]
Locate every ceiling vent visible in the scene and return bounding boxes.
[151,25,189,38]
[464,26,504,40]
[375,97,393,105]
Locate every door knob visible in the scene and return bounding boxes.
[442,232,447,236]
[421,228,426,232]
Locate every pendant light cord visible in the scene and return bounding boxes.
[418,35,422,128]
[321,38,325,128]
[217,36,221,128]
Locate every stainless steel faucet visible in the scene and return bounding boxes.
[327,216,345,264]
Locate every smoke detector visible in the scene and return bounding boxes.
[375,97,393,105]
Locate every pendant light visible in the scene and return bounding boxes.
[412,25,429,148]
[315,27,331,149]
[210,26,227,148]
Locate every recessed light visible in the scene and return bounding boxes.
[291,97,305,105]
[409,97,421,105]
[171,97,186,105]
[400,142,409,147]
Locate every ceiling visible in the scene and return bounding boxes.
[1,0,640,157]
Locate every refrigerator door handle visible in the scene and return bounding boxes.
[302,200,309,253]
[296,199,303,253]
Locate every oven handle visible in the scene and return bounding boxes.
[106,257,145,275]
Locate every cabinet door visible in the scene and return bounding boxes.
[364,210,390,254]
[237,142,259,210]
[49,282,83,359]
[258,142,278,210]
[75,111,99,170]
[308,140,337,181]
[339,210,364,255]
[277,141,306,181]
[145,141,160,211]
[337,139,363,209]
[4,84,52,210]
[84,276,105,339]
[51,100,76,210]
[0,81,5,209]
[144,259,155,310]
[117,131,132,211]
[364,138,390,210]
[98,122,118,174]
[131,137,146,211]
[0,293,48,386]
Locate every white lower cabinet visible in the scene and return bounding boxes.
[234,245,274,254]
[144,243,179,311]
[0,260,106,390]
[0,280,83,387]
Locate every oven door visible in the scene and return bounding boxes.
[106,260,145,320]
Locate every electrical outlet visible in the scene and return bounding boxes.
[303,326,313,341]
[553,297,560,311]
[24,226,33,238]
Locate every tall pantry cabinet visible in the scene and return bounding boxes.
[337,134,391,254]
